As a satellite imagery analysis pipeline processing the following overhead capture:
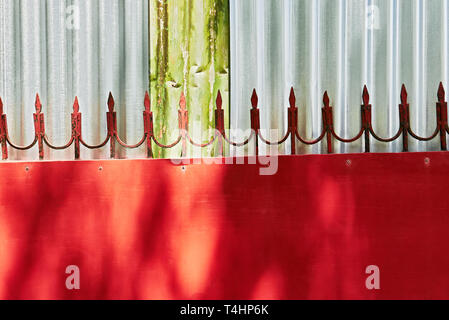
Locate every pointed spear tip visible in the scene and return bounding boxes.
[251,89,258,108]
[73,96,79,113]
[216,90,223,110]
[400,84,408,104]
[0,97,3,114]
[144,91,151,111]
[362,85,370,105]
[323,91,330,106]
[438,82,445,102]
[107,92,115,112]
[179,91,186,110]
[290,86,295,96]
[289,87,296,107]
[35,93,42,113]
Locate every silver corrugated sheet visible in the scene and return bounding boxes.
[0,0,149,160]
[1,0,448,160]
[230,0,449,155]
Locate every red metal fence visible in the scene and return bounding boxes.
[0,83,447,160]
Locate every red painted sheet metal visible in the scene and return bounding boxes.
[0,153,449,299]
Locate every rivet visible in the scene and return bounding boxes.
[424,157,431,166]
[345,159,352,167]
[99,166,103,171]
[25,166,29,172]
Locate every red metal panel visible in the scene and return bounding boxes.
[1,153,449,299]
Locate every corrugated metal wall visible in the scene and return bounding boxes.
[0,0,149,160]
[1,0,449,160]
[230,0,449,155]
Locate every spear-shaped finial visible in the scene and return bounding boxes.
[216,90,223,110]
[362,85,370,106]
[180,92,186,111]
[323,91,330,107]
[251,89,258,109]
[144,91,151,112]
[400,84,408,104]
[289,87,296,108]
[73,96,79,113]
[107,92,115,112]
[438,82,445,102]
[35,93,42,114]
[0,97,3,114]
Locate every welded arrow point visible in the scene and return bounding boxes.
[35,93,42,114]
[438,82,445,102]
[144,91,151,112]
[107,92,115,112]
[216,90,223,110]
[73,96,79,113]
[323,91,330,107]
[180,92,186,111]
[251,89,258,109]
[0,97,3,114]
[362,85,370,106]
[400,84,408,104]
[289,87,296,108]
